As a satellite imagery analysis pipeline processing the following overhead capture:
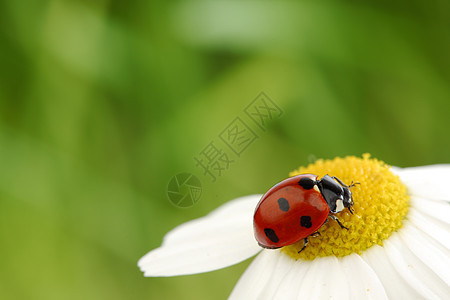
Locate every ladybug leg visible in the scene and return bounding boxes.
[329,215,349,230]
[297,238,309,253]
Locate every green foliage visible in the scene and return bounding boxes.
[0,0,449,299]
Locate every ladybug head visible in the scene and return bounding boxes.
[342,184,354,213]
[318,175,355,214]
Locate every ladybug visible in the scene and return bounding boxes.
[253,174,356,252]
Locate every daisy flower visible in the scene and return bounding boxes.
[138,155,450,299]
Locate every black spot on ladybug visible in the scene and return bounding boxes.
[300,216,312,228]
[264,228,279,243]
[277,197,290,212]
[298,177,315,190]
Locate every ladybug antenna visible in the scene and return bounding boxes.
[349,181,360,188]
[348,206,354,215]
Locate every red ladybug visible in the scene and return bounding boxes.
[253,174,356,252]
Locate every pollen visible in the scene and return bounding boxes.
[281,154,410,260]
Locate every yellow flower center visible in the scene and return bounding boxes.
[281,154,410,260]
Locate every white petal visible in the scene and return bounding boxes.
[399,223,450,286]
[408,208,450,250]
[362,245,422,299]
[296,256,349,300]
[340,253,388,300]
[272,258,312,299]
[207,194,262,218]
[259,252,298,299]
[396,165,450,201]
[411,196,450,225]
[234,252,388,300]
[162,194,262,246]
[138,195,262,276]
[383,233,449,299]
[389,165,402,174]
[229,249,293,300]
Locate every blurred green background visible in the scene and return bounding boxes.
[0,0,449,299]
